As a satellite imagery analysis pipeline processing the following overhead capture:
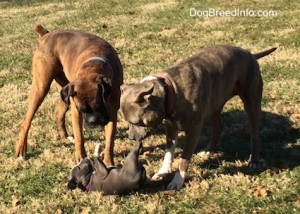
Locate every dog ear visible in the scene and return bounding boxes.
[102,77,112,87]
[100,78,112,93]
[97,78,112,103]
[136,82,154,103]
[96,76,112,87]
[60,83,76,105]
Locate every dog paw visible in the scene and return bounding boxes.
[94,144,101,157]
[67,136,74,142]
[152,173,164,181]
[248,155,261,169]
[167,172,185,190]
[152,165,172,181]
[17,155,26,161]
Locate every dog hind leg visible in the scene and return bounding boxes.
[55,99,70,140]
[54,73,73,140]
[239,69,263,168]
[243,97,262,168]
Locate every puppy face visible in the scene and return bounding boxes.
[120,81,165,128]
[61,75,112,129]
[67,158,94,190]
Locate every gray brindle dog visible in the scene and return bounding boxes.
[67,142,146,194]
[120,45,276,190]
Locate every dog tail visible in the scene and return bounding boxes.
[34,25,49,38]
[253,47,277,59]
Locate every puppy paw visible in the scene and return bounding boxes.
[152,173,164,181]
[167,172,185,190]
[67,136,74,142]
[94,144,101,157]
[152,165,172,181]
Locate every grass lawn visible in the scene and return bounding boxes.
[0,0,299,213]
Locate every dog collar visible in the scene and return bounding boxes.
[156,73,175,119]
[83,56,114,79]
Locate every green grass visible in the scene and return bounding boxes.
[0,0,299,213]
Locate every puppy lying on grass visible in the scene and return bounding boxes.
[67,142,146,195]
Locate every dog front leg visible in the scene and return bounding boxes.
[152,119,178,180]
[70,98,86,162]
[167,123,203,190]
[103,112,117,167]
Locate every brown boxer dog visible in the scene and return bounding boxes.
[120,45,276,190]
[16,25,123,166]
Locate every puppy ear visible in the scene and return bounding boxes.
[136,82,154,103]
[60,83,76,105]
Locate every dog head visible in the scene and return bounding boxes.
[120,80,165,128]
[67,158,94,190]
[61,75,112,129]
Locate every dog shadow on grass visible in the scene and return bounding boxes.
[126,110,299,192]
[195,110,300,175]
[133,110,299,168]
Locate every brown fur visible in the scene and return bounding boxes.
[16,25,123,165]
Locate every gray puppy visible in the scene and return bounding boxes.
[67,142,146,194]
[120,45,276,190]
